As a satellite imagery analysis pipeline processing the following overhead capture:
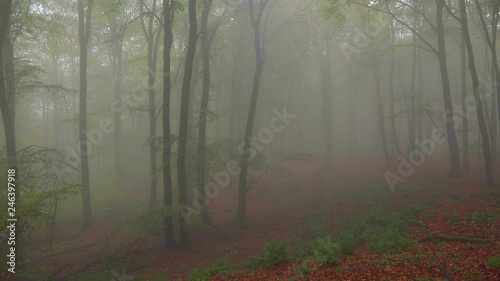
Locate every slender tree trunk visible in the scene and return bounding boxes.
[140,0,162,208]
[416,32,423,142]
[386,2,401,157]
[409,9,418,156]
[237,0,268,224]
[52,54,61,148]
[78,0,94,230]
[0,0,16,167]
[110,18,124,190]
[460,33,469,172]
[197,0,214,225]
[162,0,177,250]
[348,63,356,157]
[374,58,390,167]
[458,0,493,186]
[319,46,333,168]
[177,0,198,247]
[4,37,15,136]
[492,86,498,168]
[435,0,461,178]
[228,22,251,140]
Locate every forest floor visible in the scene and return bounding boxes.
[9,156,500,280]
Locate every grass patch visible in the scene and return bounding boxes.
[187,256,231,281]
[488,255,500,270]
[244,240,290,268]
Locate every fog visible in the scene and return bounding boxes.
[1,0,500,280]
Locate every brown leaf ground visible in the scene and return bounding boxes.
[9,156,500,280]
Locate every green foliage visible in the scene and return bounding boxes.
[318,0,347,26]
[468,212,500,225]
[312,236,342,263]
[487,255,500,270]
[245,240,290,267]
[306,207,416,262]
[362,211,415,253]
[290,262,312,280]
[187,256,231,281]
[265,240,290,264]
[0,146,80,236]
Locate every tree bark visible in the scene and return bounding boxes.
[373,58,390,167]
[318,45,333,168]
[110,17,124,191]
[386,2,401,157]
[460,33,469,172]
[0,0,16,167]
[78,0,94,230]
[409,7,418,156]
[348,63,356,157]
[473,0,500,165]
[162,0,177,250]
[435,0,461,178]
[177,0,198,247]
[237,0,268,224]
[197,0,214,226]
[140,0,162,208]
[458,0,493,186]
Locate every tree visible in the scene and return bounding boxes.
[373,55,391,167]
[460,32,469,172]
[177,0,198,247]
[385,1,401,157]
[237,0,270,224]
[77,0,94,230]
[434,0,461,178]
[196,0,215,225]
[162,0,177,250]
[316,30,333,168]
[457,0,493,186]
[352,0,461,178]
[139,0,163,208]
[473,0,499,169]
[0,0,16,167]
[108,1,131,191]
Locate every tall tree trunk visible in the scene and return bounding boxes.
[228,21,251,140]
[162,0,177,250]
[473,0,500,158]
[110,18,124,190]
[78,0,94,230]
[409,8,418,156]
[458,0,493,186]
[492,86,498,168]
[177,0,198,247]
[4,37,15,136]
[374,58,390,167]
[0,0,15,166]
[460,33,469,172]
[319,46,333,168]
[416,30,423,142]
[197,0,214,225]
[386,2,401,157]
[348,63,356,157]
[140,0,162,208]
[435,0,461,178]
[237,0,268,224]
